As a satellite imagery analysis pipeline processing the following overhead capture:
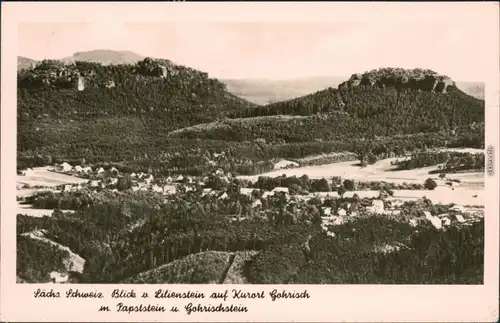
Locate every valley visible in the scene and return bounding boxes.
[15,54,486,285]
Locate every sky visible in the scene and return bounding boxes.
[18,21,489,82]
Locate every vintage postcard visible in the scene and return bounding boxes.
[1,1,499,322]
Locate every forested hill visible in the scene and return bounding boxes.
[17,58,255,128]
[17,64,484,176]
[231,68,484,128]
[173,68,484,143]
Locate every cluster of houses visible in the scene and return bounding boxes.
[32,162,484,233]
[55,162,109,175]
[418,205,483,230]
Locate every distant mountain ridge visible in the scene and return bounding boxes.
[60,49,144,65]
[17,50,484,100]
[223,76,485,103]
[18,50,144,68]
[16,51,484,176]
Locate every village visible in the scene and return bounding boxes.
[17,155,484,238]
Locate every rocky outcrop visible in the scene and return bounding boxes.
[339,68,456,94]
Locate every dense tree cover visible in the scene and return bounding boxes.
[16,64,484,285]
[394,151,484,174]
[17,186,484,284]
[247,244,307,284]
[17,123,484,176]
[230,83,483,134]
[122,251,232,284]
[18,59,253,124]
[248,216,483,284]
[18,63,484,177]
[17,189,316,283]
[17,235,69,283]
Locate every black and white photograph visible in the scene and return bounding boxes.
[13,18,491,286]
[1,3,499,321]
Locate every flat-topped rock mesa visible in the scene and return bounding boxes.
[17,57,214,91]
[338,68,456,93]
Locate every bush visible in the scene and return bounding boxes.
[343,179,356,191]
[424,178,438,190]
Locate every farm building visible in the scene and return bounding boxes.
[20,168,34,176]
[50,271,69,284]
[58,162,72,172]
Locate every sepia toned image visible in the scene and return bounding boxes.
[13,20,489,286]
[2,2,499,322]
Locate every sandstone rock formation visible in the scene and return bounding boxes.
[339,67,456,93]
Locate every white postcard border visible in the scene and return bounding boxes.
[1,2,499,322]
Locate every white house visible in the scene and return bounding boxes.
[176,175,184,182]
[163,185,176,195]
[59,162,72,172]
[425,211,442,230]
[450,205,465,213]
[332,216,345,226]
[367,199,385,214]
[252,200,262,208]
[455,214,466,223]
[109,178,118,186]
[89,180,100,188]
[145,175,154,185]
[201,188,213,197]
[73,165,83,173]
[82,166,92,173]
[261,191,275,199]
[322,207,332,216]
[337,208,347,216]
[130,173,137,178]
[152,184,163,193]
[21,168,34,176]
[239,188,254,197]
[96,167,105,174]
[218,192,229,200]
[314,192,340,199]
[50,271,69,284]
[272,187,289,194]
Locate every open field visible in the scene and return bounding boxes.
[239,148,485,207]
[16,167,86,217]
[17,167,88,188]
